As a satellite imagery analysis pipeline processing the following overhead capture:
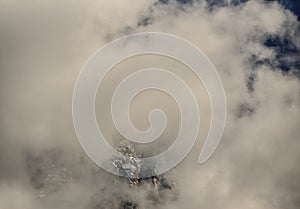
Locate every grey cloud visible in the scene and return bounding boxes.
[0,0,299,209]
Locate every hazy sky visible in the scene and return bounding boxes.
[0,1,299,209]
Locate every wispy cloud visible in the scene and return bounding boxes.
[0,1,299,209]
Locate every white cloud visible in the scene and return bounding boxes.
[0,0,299,208]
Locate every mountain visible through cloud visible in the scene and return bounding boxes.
[0,0,299,209]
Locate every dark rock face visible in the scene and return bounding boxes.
[25,141,178,209]
[120,200,137,209]
[112,141,178,209]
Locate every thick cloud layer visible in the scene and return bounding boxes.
[0,0,299,209]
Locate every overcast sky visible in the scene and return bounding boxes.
[0,0,299,209]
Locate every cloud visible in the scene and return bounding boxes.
[0,0,299,209]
